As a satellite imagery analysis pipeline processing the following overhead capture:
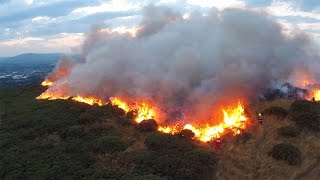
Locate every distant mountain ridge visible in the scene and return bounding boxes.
[0,53,62,65]
[0,53,80,65]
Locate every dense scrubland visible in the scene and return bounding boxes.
[0,87,319,179]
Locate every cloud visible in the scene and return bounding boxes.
[0,0,10,4]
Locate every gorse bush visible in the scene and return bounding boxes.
[269,143,302,165]
[277,126,300,137]
[288,100,320,132]
[138,133,218,180]
[262,106,288,118]
[97,136,127,153]
[177,129,195,140]
[137,119,158,132]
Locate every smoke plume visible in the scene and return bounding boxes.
[43,6,320,122]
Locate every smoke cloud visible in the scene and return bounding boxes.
[44,5,320,122]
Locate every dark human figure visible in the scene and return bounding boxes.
[258,113,264,125]
[312,97,316,102]
[215,138,221,151]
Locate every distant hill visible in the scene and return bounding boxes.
[0,53,63,65]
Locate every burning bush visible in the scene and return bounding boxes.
[177,129,195,140]
[137,119,158,132]
[277,126,300,137]
[269,143,302,166]
[97,136,127,153]
[262,106,288,118]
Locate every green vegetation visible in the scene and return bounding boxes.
[277,126,300,137]
[0,87,219,179]
[97,136,127,153]
[262,106,288,118]
[288,100,320,132]
[269,143,302,166]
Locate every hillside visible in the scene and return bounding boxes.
[0,87,319,179]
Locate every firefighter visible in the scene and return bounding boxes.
[258,113,264,125]
[215,137,221,151]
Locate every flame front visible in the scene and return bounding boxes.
[72,95,105,106]
[159,101,248,142]
[37,85,248,142]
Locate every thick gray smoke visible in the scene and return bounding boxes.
[44,6,320,122]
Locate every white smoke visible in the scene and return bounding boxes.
[44,5,320,122]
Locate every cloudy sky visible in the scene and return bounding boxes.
[0,0,319,56]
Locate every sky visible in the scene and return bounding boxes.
[0,0,319,56]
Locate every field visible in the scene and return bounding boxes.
[0,86,319,179]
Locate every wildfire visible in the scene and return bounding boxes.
[37,85,248,142]
[41,79,53,87]
[72,95,105,106]
[158,102,248,142]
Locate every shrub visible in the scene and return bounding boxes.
[289,100,320,115]
[277,126,300,137]
[116,117,133,126]
[269,143,302,165]
[177,129,195,139]
[97,136,127,153]
[133,149,218,180]
[126,110,137,120]
[137,119,158,132]
[144,133,194,151]
[294,113,320,132]
[262,106,288,118]
[62,125,88,139]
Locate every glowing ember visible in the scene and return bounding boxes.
[72,95,105,106]
[41,80,53,87]
[110,97,130,112]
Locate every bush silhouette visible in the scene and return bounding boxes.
[262,106,288,118]
[269,143,302,165]
[97,136,127,153]
[177,129,195,139]
[277,126,300,137]
[137,119,158,132]
[116,117,133,126]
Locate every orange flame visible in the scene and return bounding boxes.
[135,103,156,123]
[36,92,70,100]
[110,97,130,112]
[158,101,247,142]
[72,95,105,106]
[312,89,320,101]
[41,80,53,87]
